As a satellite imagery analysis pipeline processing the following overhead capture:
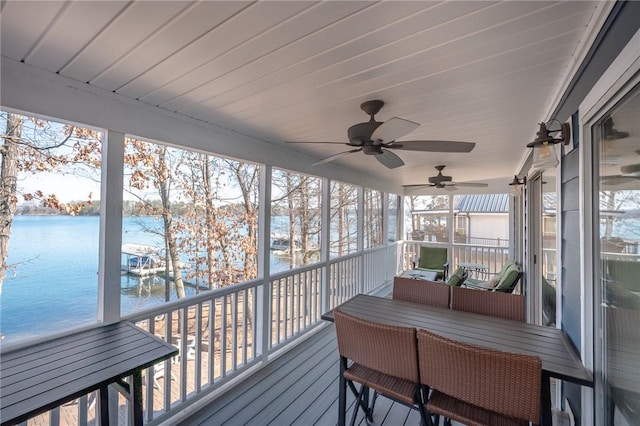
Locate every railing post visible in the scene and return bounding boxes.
[357,187,365,295]
[321,178,331,312]
[257,165,272,362]
[98,130,124,325]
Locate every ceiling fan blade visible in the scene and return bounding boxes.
[444,186,458,191]
[375,149,405,169]
[389,140,476,153]
[402,184,432,189]
[371,117,419,145]
[286,141,350,145]
[449,182,489,187]
[601,175,638,185]
[311,148,362,166]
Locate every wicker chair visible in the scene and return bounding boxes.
[451,286,526,322]
[392,276,451,308]
[333,309,429,426]
[417,328,541,426]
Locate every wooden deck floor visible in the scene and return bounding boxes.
[178,318,559,426]
[179,323,432,426]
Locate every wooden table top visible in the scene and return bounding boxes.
[322,294,593,387]
[1,321,178,425]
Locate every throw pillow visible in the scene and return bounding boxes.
[447,266,467,287]
[484,276,501,288]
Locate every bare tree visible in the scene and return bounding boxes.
[125,139,186,299]
[0,113,23,291]
[1,112,101,291]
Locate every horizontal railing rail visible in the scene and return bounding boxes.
[403,240,511,278]
[19,247,400,425]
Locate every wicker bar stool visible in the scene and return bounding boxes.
[417,328,541,426]
[392,276,451,308]
[451,286,526,322]
[333,309,430,426]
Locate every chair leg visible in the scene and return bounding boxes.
[339,358,347,426]
[350,384,365,426]
[416,387,433,426]
[420,384,440,426]
[346,381,372,416]
[370,390,378,416]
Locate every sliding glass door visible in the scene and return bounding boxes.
[594,84,639,426]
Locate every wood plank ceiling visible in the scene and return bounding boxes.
[0,1,602,193]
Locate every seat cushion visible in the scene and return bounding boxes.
[427,390,528,426]
[416,267,444,280]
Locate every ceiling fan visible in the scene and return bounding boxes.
[403,165,489,191]
[287,100,475,169]
[602,149,640,185]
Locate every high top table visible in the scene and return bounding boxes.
[1,321,178,426]
[322,294,594,426]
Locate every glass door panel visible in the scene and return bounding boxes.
[596,85,640,425]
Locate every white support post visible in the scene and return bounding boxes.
[381,192,389,280]
[320,178,331,313]
[257,165,272,362]
[448,194,455,271]
[357,187,365,294]
[98,130,124,324]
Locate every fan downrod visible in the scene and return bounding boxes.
[360,100,384,118]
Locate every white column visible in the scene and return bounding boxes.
[98,130,124,324]
[257,165,271,361]
[320,178,331,313]
[357,187,365,294]
[448,194,455,271]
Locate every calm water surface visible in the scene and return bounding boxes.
[0,215,288,345]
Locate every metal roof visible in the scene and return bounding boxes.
[455,194,509,213]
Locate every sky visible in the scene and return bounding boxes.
[18,172,100,203]
[16,172,151,204]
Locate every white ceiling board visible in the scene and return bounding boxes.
[26,1,130,73]
[153,1,375,109]
[190,1,561,120]
[91,1,252,91]
[0,1,67,60]
[174,2,485,117]
[61,1,192,82]
[160,1,429,112]
[120,1,314,100]
[0,0,605,193]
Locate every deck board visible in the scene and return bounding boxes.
[179,324,429,426]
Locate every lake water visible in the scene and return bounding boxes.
[0,215,291,345]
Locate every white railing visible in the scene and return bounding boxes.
[127,280,262,424]
[404,240,511,277]
[452,243,510,276]
[363,245,391,294]
[269,264,323,350]
[22,246,402,425]
[328,253,361,308]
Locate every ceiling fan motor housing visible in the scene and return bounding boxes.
[428,173,453,184]
[347,121,383,146]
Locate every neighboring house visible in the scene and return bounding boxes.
[408,194,510,246]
